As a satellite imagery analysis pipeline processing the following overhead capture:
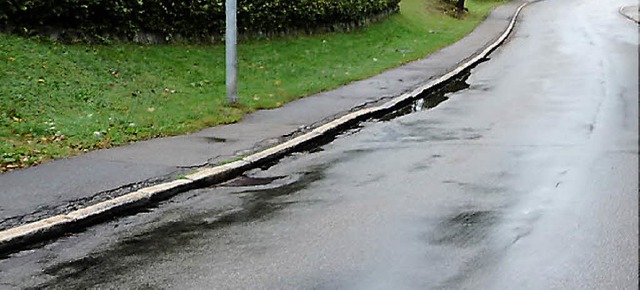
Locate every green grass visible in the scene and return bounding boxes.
[0,0,506,172]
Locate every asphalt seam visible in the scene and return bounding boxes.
[0,2,529,254]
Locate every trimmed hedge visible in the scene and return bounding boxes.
[0,0,400,42]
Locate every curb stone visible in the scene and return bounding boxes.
[619,5,640,24]
[0,2,530,255]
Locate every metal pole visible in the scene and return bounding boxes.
[225,0,238,103]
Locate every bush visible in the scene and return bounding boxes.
[0,0,400,42]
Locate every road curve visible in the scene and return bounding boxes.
[0,0,637,289]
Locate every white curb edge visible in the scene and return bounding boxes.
[619,6,640,24]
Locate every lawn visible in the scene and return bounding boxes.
[0,0,507,172]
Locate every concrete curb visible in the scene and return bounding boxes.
[619,6,640,24]
[0,2,530,254]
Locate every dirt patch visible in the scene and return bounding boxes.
[433,0,469,18]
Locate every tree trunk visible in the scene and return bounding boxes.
[456,0,465,11]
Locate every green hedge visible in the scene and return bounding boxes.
[0,0,400,42]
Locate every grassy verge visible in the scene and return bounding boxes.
[0,0,506,172]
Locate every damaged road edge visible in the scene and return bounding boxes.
[0,2,530,256]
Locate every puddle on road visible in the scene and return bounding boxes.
[428,209,499,247]
[220,175,286,187]
[378,70,471,122]
[236,68,474,175]
[32,168,326,289]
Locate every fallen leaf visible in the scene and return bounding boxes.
[38,78,45,83]
[274,80,282,86]
[8,57,15,61]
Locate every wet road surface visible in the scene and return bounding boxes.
[1,0,638,288]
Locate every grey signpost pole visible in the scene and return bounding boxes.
[225,0,238,103]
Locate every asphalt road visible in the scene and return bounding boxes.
[1,0,638,288]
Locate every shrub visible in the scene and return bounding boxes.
[0,0,400,43]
